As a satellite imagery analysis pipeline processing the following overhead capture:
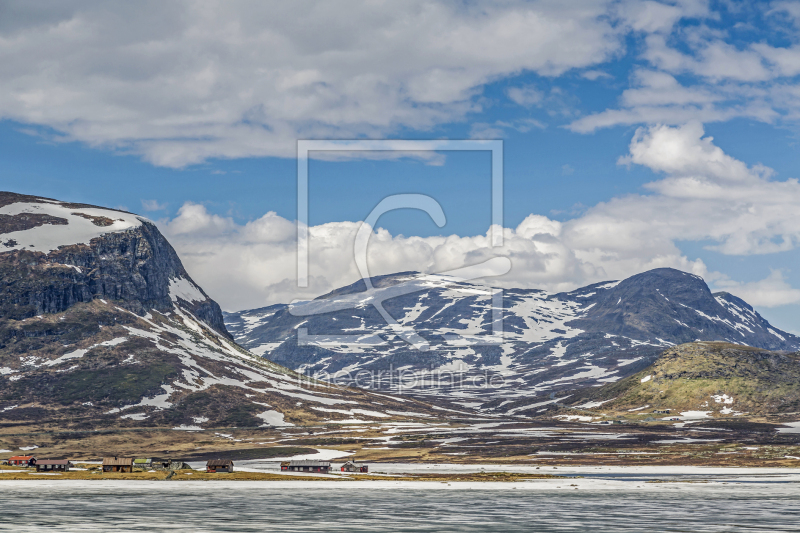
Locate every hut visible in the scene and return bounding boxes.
[340,461,368,473]
[8,455,35,467]
[35,460,72,472]
[102,457,134,473]
[286,460,330,473]
[206,459,234,473]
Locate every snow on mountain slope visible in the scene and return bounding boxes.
[0,196,143,253]
[226,268,800,414]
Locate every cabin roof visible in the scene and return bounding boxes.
[289,460,331,467]
[102,457,134,466]
[206,459,234,467]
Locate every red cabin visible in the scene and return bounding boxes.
[8,455,35,467]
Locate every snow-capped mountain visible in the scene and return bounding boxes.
[0,192,434,428]
[225,268,800,413]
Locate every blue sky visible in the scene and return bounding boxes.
[2,1,800,333]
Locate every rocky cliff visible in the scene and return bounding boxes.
[0,191,227,336]
[0,192,436,430]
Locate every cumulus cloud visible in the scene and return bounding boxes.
[162,124,800,310]
[0,0,626,167]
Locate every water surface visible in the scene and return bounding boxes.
[2,479,799,532]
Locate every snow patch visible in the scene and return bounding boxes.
[168,277,206,304]
[257,410,294,427]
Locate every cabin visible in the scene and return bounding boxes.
[102,457,134,473]
[8,455,35,467]
[35,460,72,472]
[341,461,368,473]
[285,460,330,473]
[653,409,671,414]
[206,459,234,473]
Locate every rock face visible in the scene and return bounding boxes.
[225,268,800,414]
[0,192,433,429]
[0,192,227,336]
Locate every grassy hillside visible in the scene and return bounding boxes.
[565,342,800,417]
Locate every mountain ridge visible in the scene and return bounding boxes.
[226,267,799,413]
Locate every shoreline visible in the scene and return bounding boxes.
[3,463,800,485]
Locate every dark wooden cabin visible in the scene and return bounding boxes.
[35,460,73,472]
[102,457,134,473]
[206,459,234,473]
[285,460,331,473]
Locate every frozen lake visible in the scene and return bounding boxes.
[2,476,800,532]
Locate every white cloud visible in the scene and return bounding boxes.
[643,34,772,82]
[580,69,613,80]
[617,120,763,182]
[0,1,625,167]
[568,67,782,133]
[141,199,167,211]
[714,271,800,307]
[470,118,546,139]
[164,123,800,310]
[507,85,544,106]
[615,0,709,34]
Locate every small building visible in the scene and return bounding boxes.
[35,460,72,472]
[8,455,35,467]
[653,409,671,414]
[133,458,153,471]
[285,460,331,473]
[206,459,234,473]
[102,457,134,473]
[341,461,368,473]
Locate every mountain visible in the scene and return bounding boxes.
[0,192,435,430]
[562,341,800,418]
[225,268,800,413]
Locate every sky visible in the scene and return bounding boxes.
[2,1,800,333]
